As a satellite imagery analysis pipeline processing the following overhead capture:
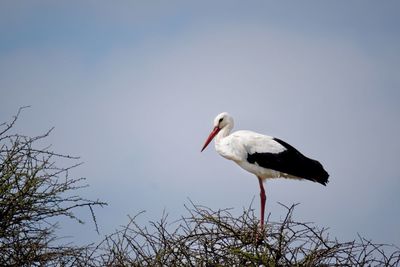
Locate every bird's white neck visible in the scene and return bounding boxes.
[215,125,232,143]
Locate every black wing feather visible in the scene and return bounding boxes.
[247,138,329,185]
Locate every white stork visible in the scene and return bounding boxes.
[201,112,329,228]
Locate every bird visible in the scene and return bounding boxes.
[201,112,329,229]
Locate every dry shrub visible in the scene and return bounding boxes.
[90,202,400,266]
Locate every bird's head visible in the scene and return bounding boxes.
[213,112,233,129]
[201,112,234,152]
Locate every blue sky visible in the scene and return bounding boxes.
[1,1,400,246]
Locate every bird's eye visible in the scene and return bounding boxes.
[219,118,223,123]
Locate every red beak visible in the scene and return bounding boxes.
[201,126,220,152]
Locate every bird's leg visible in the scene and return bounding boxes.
[258,176,266,229]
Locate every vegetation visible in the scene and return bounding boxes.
[1,108,399,266]
[0,107,106,266]
[88,202,399,266]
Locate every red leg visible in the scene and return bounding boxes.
[258,176,266,228]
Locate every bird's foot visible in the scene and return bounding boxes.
[255,224,266,244]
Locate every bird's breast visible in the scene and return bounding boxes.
[215,136,246,162]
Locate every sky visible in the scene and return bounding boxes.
[1,1,399,247]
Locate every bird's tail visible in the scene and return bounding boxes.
[307,159,329,186]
